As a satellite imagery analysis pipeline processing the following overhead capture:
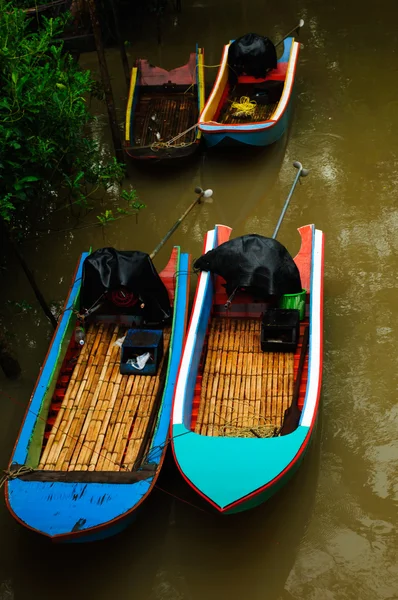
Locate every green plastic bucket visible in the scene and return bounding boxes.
[279,289,307,320]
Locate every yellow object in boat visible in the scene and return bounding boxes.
[231,96,257,118]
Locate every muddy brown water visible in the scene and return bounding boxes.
[1,0,398,598]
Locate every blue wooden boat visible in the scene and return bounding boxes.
[198,37,300,148]
[125,46,205,161]
[171,224,324,513]
[5,246,190,541]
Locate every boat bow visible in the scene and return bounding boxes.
[172,424,309,511]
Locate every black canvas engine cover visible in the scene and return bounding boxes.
[194,235,302,299]
[228,33,277,83]
[80,247,171,323]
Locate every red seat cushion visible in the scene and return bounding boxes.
[237,62,287,84]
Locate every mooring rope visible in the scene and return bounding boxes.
[211,401,280,438]
[150,62,223,151]
[0,466,35,489]
[150,122,200,151]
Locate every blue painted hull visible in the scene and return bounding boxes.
[203,98,293,149]
[6,251,190,542]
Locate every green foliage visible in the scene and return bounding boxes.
[0,1,132,227]
[96,209,115,225]
[120,188,146,211]
[96,188,146,226]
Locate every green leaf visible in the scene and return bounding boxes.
[19,176,41,184]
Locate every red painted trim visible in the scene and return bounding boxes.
[294,225,313,292]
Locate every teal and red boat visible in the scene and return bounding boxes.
[198,35,300,148]
[5,245,190,541]
[171,223,324,513]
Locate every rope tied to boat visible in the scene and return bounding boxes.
[230,96,257,118]
[150,62,225,151]
[214,403,280,438]
[150,122,199,151]
[0,466,35,489]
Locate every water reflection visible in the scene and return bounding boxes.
[151,427,321,600]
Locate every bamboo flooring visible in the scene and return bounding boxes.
[219,85,278,125]
[194,318,294,438]
[38,322,170,472]
[134,93,197,147]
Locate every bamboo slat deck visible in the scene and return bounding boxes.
[219,85,278,125]
[38,322,170,472]
[133,93,197,147]
[194,318,294,437]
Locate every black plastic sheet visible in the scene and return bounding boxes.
[80,247,171,323]
[228,33,277,83]
[194,235,302,300]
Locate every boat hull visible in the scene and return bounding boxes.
[199,37,299,150]
[221,416,318,514]
[5,249,190,542]
[125,46,205,162]
[171,224,324,514]
[201,96,294,148]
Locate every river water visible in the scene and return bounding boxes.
[1,0,398,598]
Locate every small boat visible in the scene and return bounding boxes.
[171,223,324,513]
[198,35,300,148]
[5,245,190,541]
[125,46,205,161]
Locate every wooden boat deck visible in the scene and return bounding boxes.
[193,318,295,438]
[133,92,198,147]
[38,322,170,472]
[219,85,277,125]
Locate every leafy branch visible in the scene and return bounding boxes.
[0,1,140,232]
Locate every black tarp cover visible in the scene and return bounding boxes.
[80,248,171,323]
[194,235,302,299]
[228,33,277,83]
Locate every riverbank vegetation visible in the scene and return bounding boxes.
[0,0,141,232]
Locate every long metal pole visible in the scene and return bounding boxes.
[275,19,304,47]
[272,161,309,239]
[149,188,209,260]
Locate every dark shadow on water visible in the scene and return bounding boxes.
[5,465,175,600]
[125,148,203,179]
[164,417,323,600]
[1,409,322,600]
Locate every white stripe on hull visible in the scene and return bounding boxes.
[301,228,324,427]
[173,229,216,425]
